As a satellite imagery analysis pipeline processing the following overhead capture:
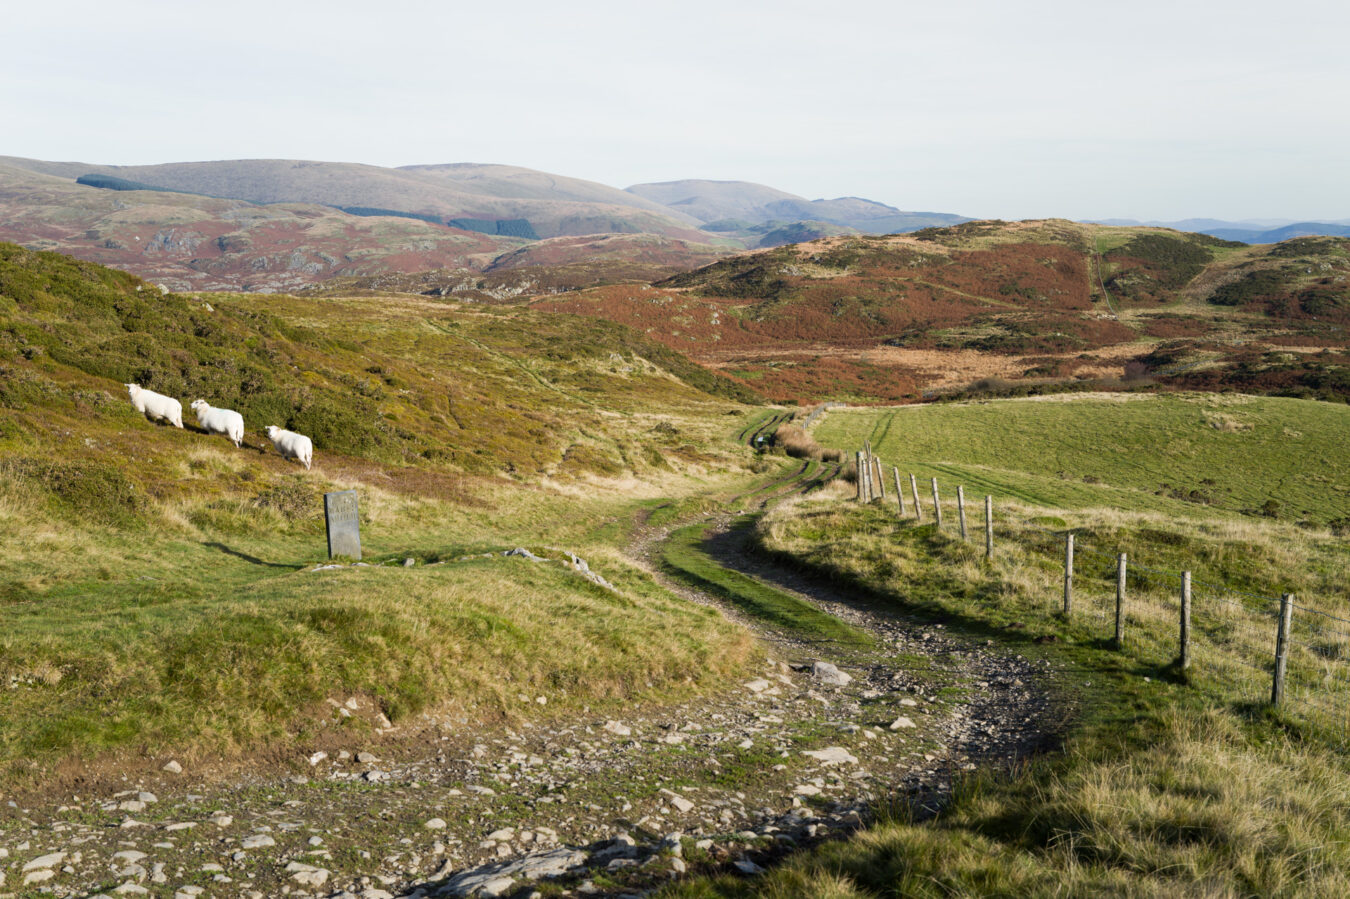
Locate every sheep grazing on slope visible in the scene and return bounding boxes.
[265,425,313,470]
[125,383,183,428]
[190,399,245,448]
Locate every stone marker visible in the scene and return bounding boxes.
[324,490,361,560]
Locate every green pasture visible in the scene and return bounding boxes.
[813,393,1350,525]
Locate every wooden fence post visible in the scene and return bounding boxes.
[910,474,922,521]
[874,457,885,499]
[1063,533,1074,616]
[863,442,873,503]
[893,467,905,515]
[957,486,968,541]
[1180,571,1192,671]
[984,495,993,560]
[855,451,865,502]
[1114,553,1127,646]
[1272,593,1294,706]
[931,477,943,529]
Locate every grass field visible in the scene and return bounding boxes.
[661,395,1350,897]
[812,393,1350,526]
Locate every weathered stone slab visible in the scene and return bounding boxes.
[324,490,361,560]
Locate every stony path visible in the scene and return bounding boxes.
[0,495,1060,899]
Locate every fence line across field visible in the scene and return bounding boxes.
[846,449,1350,739]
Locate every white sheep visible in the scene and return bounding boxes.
[125,383,183,428]
[190,399,245,448]
[265,425,313,470]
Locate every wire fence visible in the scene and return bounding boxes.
[849,458,1350,742]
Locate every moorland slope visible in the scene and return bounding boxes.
[0,242,769,783]
[534,220,1350,404]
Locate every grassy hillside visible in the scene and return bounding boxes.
[0,245,770,784]
[668,396,1350,897]
[0,242,756,476]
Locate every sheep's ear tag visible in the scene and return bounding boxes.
[324,490,361,561]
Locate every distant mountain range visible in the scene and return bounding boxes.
[624,179,968,239]
[4,152,1345,293]
[0,155,972,290]
[1089,217,1350,245]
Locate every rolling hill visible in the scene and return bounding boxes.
[0,162,519,292]
[0,156,709,242]
[0,155,977,291]
[627,178,970,235]
[532,220,1350,404]
[1091,217,1350,245]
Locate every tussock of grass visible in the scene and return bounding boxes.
[771,424,846,463]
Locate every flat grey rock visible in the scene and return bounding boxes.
[439,847,588,896]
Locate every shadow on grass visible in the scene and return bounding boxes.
[203,542,305,570]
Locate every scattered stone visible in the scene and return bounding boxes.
[602,720,632,737]
[284,860,330,887]
[734,859,764,875]
[744,679,772,693]
[591,834,638,861]
[660,789,696,814]
[309,751,328,766]
[441,847,588,897]
[486,828,515,842]
[22,851,66,871]
[240,834,276,849]
[162,760,183,774]
[356,751,379,764]
[811,661,853,686]
[425,818,448,830]
[889,716,917,730]
[802,746,858,765]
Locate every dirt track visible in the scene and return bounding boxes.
[0,480,1063,899]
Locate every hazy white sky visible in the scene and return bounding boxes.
[5,0,1347,221]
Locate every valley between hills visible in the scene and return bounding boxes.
[1,162,1349,899]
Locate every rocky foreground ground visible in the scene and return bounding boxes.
[1,516,1060,899]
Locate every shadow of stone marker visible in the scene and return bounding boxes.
[324,490,361,560]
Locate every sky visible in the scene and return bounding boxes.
[5,0,1349,222]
